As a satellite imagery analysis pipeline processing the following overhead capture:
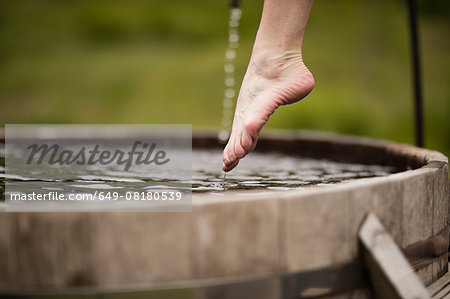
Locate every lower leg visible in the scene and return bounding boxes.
[222,0,315,171]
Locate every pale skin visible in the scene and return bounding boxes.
[222,0,315,172]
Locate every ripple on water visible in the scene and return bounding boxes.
[0,149,401,196]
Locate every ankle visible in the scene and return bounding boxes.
[252,42,302,57]
[247,49,307,80]
[253,29,303,56]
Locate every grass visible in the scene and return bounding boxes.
[0,0,449,157]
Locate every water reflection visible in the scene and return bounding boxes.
[0,149,401,198]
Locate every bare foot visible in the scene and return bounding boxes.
[222,51,314,172]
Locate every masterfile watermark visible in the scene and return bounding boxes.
[5,124,192,212]
[25,141,170,171]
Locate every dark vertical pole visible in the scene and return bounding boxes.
[406,0,424,147]
[231,0,239,8]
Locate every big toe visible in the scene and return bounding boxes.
[222,159,239,172]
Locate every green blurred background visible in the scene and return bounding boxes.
[0,0,449,157]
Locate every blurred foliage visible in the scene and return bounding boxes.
[419,0,450,17]
[0,0,449,157]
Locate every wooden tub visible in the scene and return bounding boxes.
[0,130,448,298]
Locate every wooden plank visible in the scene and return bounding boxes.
[428,267,450,298]
[359,213,430,299]
[432,284,450,299]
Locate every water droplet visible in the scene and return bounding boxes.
[225,77,235,87]
[229,28,238,36]
[224,63,234,73]
[226,49,236,60]
[229,34,239,43]
[229,20,239,28]
[231,7,242,17]
[225,89,235,98]
[218,130,230,143]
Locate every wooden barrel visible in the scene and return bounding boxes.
[0,130,448,298]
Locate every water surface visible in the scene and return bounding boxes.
[0,148,401,198]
